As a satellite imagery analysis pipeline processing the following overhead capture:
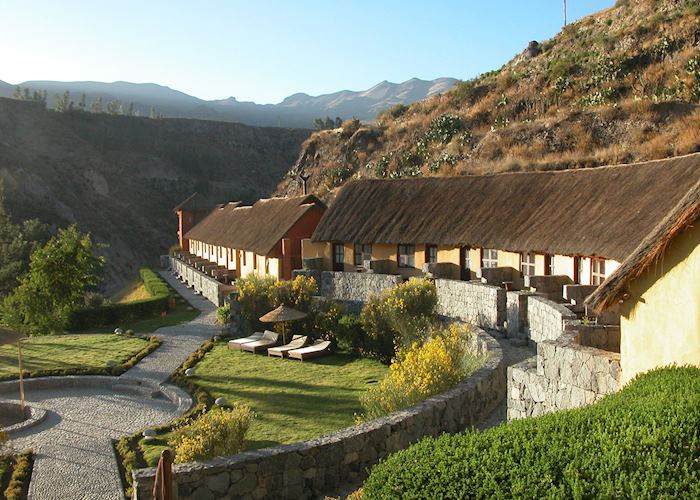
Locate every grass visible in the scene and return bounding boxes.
[112,279,152,303]
[79,293,199,334]
[0,334,149,380]
[138,343,388,465]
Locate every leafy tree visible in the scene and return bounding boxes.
[13,86,21,99]
[22,87,30,101]
[106,100,122,115]
[91,96,104,113]
[78,93,87,111]
[0,182,47,297]
[1,225,104,335]
[54,90,71,112]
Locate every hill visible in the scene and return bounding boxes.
[275,0,700,199]
[0,77,458,128]
[0,97,309,290]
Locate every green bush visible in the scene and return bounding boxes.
[216,302,231,325]
[169,405,254,463]
[360,278,437,362]
[67,268,170,330]
[4,450,33,500]
[363,367,700,499]
[335,314,365,352]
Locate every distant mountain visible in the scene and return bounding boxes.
[0,77,459,128]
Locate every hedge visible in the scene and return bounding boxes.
[68,268,170,330]
[363,367,700,499]
[3,451,33,500]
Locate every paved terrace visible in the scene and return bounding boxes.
[8,272,217,500]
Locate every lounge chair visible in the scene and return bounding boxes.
[241,331,281,354]
[227,331,264,350]
[267,335,309,358]
[288,340,331,361]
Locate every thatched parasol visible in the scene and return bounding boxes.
[0,327,27,412]
[259,305,308,344]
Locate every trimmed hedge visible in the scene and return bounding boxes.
[363,367,700,499]
[68,268,170,330]
[3,450,33,500]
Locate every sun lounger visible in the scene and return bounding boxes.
[241,331,281,354]
[227,331,264,350]
[267,335,309,358]
[288,340,331,361]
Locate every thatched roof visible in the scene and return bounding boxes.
[313,154,700,261]
[586,178,700,312]
[186,195,325,255]
[173,192,210,213]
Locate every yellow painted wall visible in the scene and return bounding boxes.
[619,225,700,384]
[497,250,520,270]
[534,254,546,275]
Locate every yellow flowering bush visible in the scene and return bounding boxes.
[236,275,317,323]
[360,278,437,362]
[358,324,487,421]
[169,404,254,463]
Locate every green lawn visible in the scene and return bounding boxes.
[0,334,149,379]
[139,344,388,464]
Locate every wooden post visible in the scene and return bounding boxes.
[17,340,25,413]
[152,449,174,500]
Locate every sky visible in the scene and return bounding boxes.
[2,0,614,104]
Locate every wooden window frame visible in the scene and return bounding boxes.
[591,258,606,285]
[520,252,536,277]
[354,243,372,267]
[397,244,416,268]
[333,243,345,271]
[425,244,438,264]
[482,248,498,268]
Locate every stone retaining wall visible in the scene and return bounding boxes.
[132,328,505,500]
[507,331,621,420]
[435,279,506,331]
[318,271,403,313]
[526,295,577,343]
[170,257,227,306]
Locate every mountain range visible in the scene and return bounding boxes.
[0,77,458,128]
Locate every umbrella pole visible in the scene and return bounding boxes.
[17,340,25,413]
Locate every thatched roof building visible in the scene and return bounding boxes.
[173,192,210,213]
[586,178,700,312]
[312,154,700,261]
[186,195,325,255]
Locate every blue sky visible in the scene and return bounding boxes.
[2,1,613,103]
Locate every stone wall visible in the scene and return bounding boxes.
[576,324,621,352]
[506,291,535,340]
[526,295,577,343]
[132,329,505,500]
[507,331,621,420]
[318,271,403,313]
[170,256,227,306]
[435,279,506,331]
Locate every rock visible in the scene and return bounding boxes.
[215,397,227,406]
[185,368,195,377]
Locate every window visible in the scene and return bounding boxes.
[591,258,606,285]
[482,248,498,268]
[521,252,536,277]
[398,244,415,268]
[460,246,471,280]
[333,243,345,271]
[426,245,438,264]
[544,254,553,275]
[574,256,583,284]
[354,244,372,267]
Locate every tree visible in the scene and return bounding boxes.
[91,96,104,113]
[54,90,71,112]
[1,225,104,335]
[335,116,343,127]
[127,102,135,116]
[0,181,47,297]
[13,86,21,99]
[78,93,87,111]
[106,100,122,115]
[22,87,30,101]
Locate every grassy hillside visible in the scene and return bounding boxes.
[277,0,700,198]
[0,98,309,290]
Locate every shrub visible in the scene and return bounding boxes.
[83,291,105,308]
[67,268,171,330]
[4,450,33,500]
[358,324,483,421]
[216,302,231,325]
[237,274,318,328]
[360,278,437,362]
[363,367,700,499]
[169,405,254,463]
[335,314,365,352]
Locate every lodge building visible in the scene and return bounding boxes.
[304,154,699,297]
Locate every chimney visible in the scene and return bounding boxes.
[298,173,311,195]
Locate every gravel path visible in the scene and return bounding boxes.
[8,271,218,500]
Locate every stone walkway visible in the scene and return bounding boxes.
[8,271,218,500]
